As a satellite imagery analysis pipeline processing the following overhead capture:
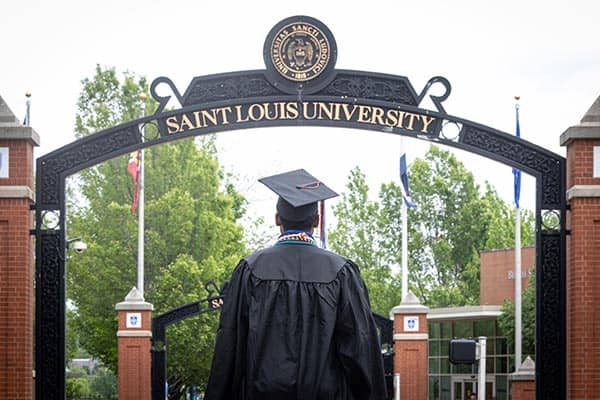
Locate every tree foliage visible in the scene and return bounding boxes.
[498,269,536,361]
[330,145,535,310]
[67,65,247,397]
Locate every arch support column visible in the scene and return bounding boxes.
[560,95,600,398]
[116,287,153,400]
[391,292,429,400]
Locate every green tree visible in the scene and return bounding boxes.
[331,144,536,311]
[498,269,536,362]
[66,65,247,398]
[328,167,401,315]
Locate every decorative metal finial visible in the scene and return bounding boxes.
[25,91,32,98]
[514,95,520,101]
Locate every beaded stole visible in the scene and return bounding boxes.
[276,231,317,246]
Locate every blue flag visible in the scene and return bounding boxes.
[400,153,416,208]
[513,104,522,208]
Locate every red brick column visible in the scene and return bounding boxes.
[116,287,153,400]
[511,356,535,400]
[391,291,429,400]
[560,95,600,398]
[0,96,39,399]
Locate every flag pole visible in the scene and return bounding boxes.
[137,94,146,299]
[25,92,31,126]
[401,195,408,301]
[514,96,522,369]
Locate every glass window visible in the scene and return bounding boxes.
[441,339,449,357]
[429,357,439,374]
[441,321,452,339]
[496,356,507,373]
[453,320,472,338]
[496,375,508,400]
[452,363,473,374]
[429,377,439,400]
[440,376,451,400]
[429,340,440,356]
[486,339,495,356]
[496,338,508,355]
[429,322,440,339]
[486,357,494,373]
[441,357,451,374]
[474,319,495,337]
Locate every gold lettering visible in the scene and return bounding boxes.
[370,106,385,125]
[286,102,299,119]
[166,116,181,134]
[216,107,232,124]
[302,102,317,119]
[211,298,224,308]
[357,105,371,123]
[341,104,358,121]
[179,114,195,131]
[235,105,249,122]
[420,115,436,133]
[248,104,265,121]
[201,109,219,126]
[396,111,406,128]
[385,109,398,127]
[317,102,334,120]
[405,113,418,131]
[192,111,205,129]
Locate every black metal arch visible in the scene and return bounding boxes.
[34,68,566,400]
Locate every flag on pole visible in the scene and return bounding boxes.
[128,151,141,213]
[399,153,417,208]
[513,104,522,208]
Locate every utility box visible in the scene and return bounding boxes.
[449,338,477,364]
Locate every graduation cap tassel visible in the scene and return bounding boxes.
[319,200,327,249]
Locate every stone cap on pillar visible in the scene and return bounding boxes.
[510,355,535,381]
[560,95,600,146]
[115,287,153,311]
[390,291,429,316]
[0,95,40,146]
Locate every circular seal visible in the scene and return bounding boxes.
[264,16,337,92]
[271,22,330,82]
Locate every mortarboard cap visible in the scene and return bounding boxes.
[259,169,338,221]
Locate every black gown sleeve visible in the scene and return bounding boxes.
[335,261,388,400]
[204,260,251,400]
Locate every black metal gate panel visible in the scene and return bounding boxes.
[34,15,566,399]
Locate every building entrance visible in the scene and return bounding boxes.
[452,376,494,400]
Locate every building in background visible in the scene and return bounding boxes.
[426,247,534,400]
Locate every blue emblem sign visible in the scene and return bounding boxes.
[126,312,142,328]
[404,316,419,332]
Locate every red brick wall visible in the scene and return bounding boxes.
[117,309,152,400]
[393,312,428,400]
[565,139,600,189]
[512,380,535,400]
[0,140,34,188]
[565,136,600,398]
[0,140,35,399]
[567,200,600,398]
[479,247,535,305]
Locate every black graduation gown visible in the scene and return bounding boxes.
[204,242,387,400]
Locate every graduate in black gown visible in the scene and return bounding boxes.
[205,169,387,400]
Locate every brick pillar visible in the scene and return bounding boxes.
[391,291,429,400]
[510,356,535,400]
[560,95,600,399]
[116,287,153,400]
[0,95,39,399]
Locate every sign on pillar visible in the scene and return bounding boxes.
[115,287,153,400]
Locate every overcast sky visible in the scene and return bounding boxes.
[2,0,599,231]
